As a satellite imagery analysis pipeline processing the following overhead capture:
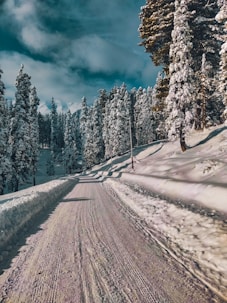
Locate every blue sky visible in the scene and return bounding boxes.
[0,0,160,113]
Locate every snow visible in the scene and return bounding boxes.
[1,124,227,298]
[104,178,227,298]
[94,124,227,299]
[0,177,77,250]
[91,124,227,216]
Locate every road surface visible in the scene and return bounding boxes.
[0,176,223,303]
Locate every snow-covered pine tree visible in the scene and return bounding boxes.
[114,88,131,156]
[38,112,51,148]
[29,86,40,186]
[103,85,133,159]
[9,65,32,191]
[58,113,65,151]
[129,87,137,147]
[46,151,55,176]
[83,107,94,168]
[139,0,175,121]
[139,0,175,68]
[134,87,155,145]
[0,68,11,194]
[80,96,89,169]
[50,97,58,160]
[91,99,105,164]
[152,73,168,139]
[73,110,82,162]
[106,84,130,157]
[216,0,227,120]
[63,110,78,174]
[194,53,211,129]
[165,0,195,151]
[106,88,119,157]
[189,0,224,126]
[103,98,112,160]
[97,89,109,117]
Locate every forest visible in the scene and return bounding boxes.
[0,0,226,194]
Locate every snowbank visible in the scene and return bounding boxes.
[98,125,227,300]
[120,172,227,216]
[0,177,78,250]
[93,125,227,216]
[105,178,227,301]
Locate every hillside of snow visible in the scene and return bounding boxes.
[91,124,227,216]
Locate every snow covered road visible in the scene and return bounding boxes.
[0,176,224,303]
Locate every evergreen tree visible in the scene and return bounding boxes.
[50,97,58,160]
[134,87,155,145]
[216,0,227,120]
[187,0,224,126]
[80,96,89,169]
[188,0,221,76]
[29,86,40,186]
[105,88,119,157]
[9,65,32,191]
[195,53,217,129]
[0,68,11,194]
[165,0,195,151]
[58,113,65,151]
[139,0,175,68]
[91,99,105,164]
[63,110,78,174]
[38,112,51,148]
[129,88,137,146]
[73,110,82,162]
[46,151,55,176]
[152,73,167,139]
[103,98,112,159]
[83,107,94,168]
[102,85,134,159]
[98,89,109,116]
[115,89,131,155]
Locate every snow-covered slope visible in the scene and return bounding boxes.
[92,124,227,216]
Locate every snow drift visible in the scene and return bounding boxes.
[0,177,77,250]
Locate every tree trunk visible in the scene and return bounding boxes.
[180,125,187,152]
[0,176,4,195]
[14,179,19,192]
[33,175,36,186]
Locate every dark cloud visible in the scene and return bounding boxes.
[0,0,160,112]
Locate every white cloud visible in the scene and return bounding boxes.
[59,35,144,78]
[0,0,160,113]
[21,25,65,53]
[5,0,36,23]
[0,51,91,113]
[2,0,62,54]
[0,48,160,114]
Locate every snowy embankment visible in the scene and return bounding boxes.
[105,178,227,301]
[120,172,227,215]
[0,177,78,250]
[90,125,227,300]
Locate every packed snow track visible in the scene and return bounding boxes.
[0,176,223,303]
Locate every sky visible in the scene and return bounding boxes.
[0,0,160,113]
